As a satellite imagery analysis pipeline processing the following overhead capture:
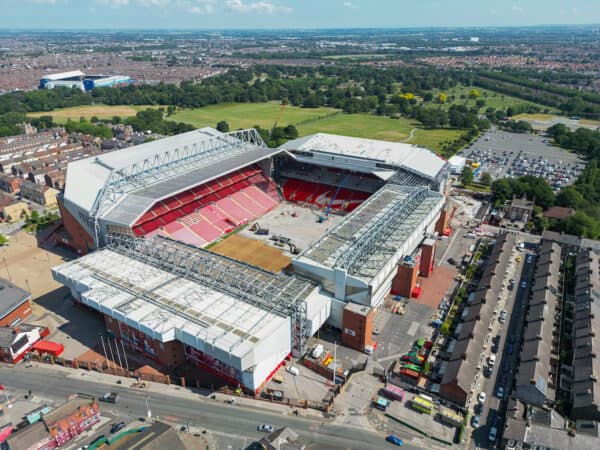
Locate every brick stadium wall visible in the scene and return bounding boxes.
[58,199,94,255]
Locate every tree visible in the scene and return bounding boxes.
[166,105,176,116]
[437,92,447,104]
[469,89,481,99]
[556,186,584,209]
[0,234,7,246]
[460,166,474,187]
[480,172,493,186]
[90,116,99,123]
[216,120,230,133]
[476,99,486,109]
[283,124,298,139]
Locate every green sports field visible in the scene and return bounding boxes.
[27,104,157,123]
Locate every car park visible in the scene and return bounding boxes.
[258,424,274,433]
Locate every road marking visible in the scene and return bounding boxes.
[407,322,419,336]
[207,429,256,441]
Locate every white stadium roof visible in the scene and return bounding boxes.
[65,127,224,213]
[280,133,447,180]
[52,248,290,369]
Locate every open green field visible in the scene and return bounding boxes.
[297,114,417,142]
[169,102,339,130]
[430,84,554,113]
[406,128,465,151]
[27,104,156,123]
[170,102,465,152]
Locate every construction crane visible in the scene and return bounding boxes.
[318,174,350,223]
[272,102,286,129]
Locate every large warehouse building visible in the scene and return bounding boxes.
[53,127,449,391]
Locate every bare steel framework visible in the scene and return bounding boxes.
[106,233,314,356]
[89,129,266,245]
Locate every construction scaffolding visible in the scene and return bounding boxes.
[89,129,266,245]
[301,185,443,279]
[105,233,314,356]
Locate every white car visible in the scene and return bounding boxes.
[478,392,487,404]
[499,310,507,323]
[286,366,299,376]
[488,354,496,367]
[488,426,498,442]
[258,424,274,433]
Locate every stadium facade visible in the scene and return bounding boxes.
[39,71,132,91]
[53,127,449,392]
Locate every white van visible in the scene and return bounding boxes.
[286,366,299,376]
[311,344,324,359]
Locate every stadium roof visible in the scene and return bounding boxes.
[280,133,447,180]
[64,127,279,227]
[52,248,291,369]
[297,184,444,281]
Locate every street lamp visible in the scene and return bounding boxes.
[145,395,151,420]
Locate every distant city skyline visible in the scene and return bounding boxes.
[0,0,599,30]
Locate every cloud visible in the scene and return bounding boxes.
[137,0,171,6]
[225,0,292,14]
[343,1,356,8]
[511,5,523,12]
[96,0,129,7]
[187,0,216,14]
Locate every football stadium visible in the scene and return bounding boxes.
[52,127,449,392]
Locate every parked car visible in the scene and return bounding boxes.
[99,393,119,404]
[488,355,496,367]
[488,426,498,442]
[507,343,514,355]
[478,392,487,404]
[110,422,125,434]
[286,366,299,376]
[499,310,507,323]
[521,281,527,288]
[226,397,236,404]
[496,386,504,399]
[258,424,274,433]
[386,434,404,446]
[471,415,481,428]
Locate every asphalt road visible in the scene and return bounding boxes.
[0,364,416,450]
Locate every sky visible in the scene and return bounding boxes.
[0,0,598,29]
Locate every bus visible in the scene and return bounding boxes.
[382,384,404,401]
[411,396,433,414]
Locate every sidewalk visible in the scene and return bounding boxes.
[27,361,327,419]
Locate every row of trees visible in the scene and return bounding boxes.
[547,124,600,159]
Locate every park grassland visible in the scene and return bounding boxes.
[171,103,465,151]
[169,102,339,130]
[430,83,554,113]
[29,101,467,153]
[27,104,157,123]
